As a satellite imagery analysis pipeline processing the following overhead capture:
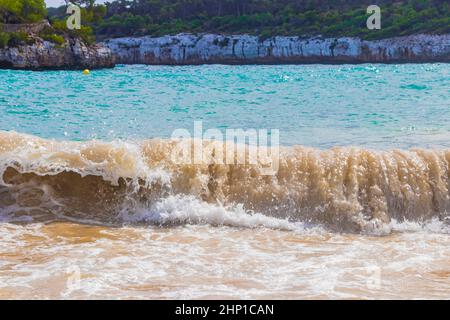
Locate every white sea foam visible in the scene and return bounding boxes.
[120,195,302,231]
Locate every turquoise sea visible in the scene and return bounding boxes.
[1,63,449,148]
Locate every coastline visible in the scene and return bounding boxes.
[0,43,115,71]
[105,33,450,66]
[0,21,115,70]
[1,32,449,70]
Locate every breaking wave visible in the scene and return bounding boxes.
[1,130,450,234]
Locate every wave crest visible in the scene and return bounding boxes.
[1,131,450,233]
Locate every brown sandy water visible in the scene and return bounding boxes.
[1,222,450,299]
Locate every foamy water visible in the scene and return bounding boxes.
[1,64,450,299]
[2,222,450,299]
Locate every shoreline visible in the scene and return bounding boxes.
[1,59,449,71]
[1,32,449,70]
[0,41,115,70]
[105,33,450,66]
[111,59,450,66]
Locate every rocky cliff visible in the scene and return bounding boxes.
[105,33,450,65]
[0,39,115,70]
[0,22,115,70]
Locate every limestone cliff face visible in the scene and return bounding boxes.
[0,21,115,70]
[0,38,115,70]
[105,33,450,65]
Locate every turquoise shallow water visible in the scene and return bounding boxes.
[0,63,449,148]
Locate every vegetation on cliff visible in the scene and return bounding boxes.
[47,0,450,41]
[0,0,44,47]
[0,0,46,23]
[0,30,32,48]
[0,0,96,48]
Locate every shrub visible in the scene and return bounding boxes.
[41,33,65,46]
[0,31,10,48]
[8,31,32,47]
[73,26,96,45]
[0,0,46,24]
[48,19,96,46]
[51,20,68,34]
[39,25,66,46]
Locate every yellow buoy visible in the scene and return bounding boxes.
[83,69,90,75]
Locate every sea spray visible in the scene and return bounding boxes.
[1,131,450,233]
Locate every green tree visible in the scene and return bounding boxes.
[0,0,46,23]
[0,0,23,23]
[46,0,450,40]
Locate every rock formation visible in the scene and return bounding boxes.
[105,33,450,65]
[0,21,115,70]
